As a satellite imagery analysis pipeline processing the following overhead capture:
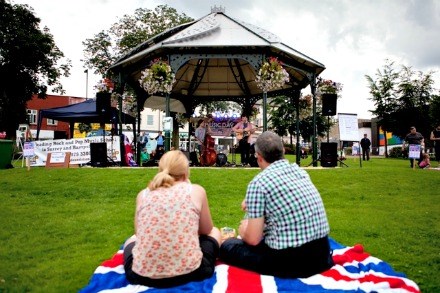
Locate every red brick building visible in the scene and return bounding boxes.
[26,95,85,139]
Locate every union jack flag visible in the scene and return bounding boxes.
[80,238,419,293]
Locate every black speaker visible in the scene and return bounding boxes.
[96,93,111,113]
[320,142,337,167]
[216,153,227,167]
[189,151,199,166]
[90,142,107,167]
[321,94,337,116]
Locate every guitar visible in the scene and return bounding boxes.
[234,126,263,140]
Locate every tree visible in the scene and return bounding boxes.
[365,59,399,156]
[268,94,328,144]
[82,5,193,77]
[365,59,436,154]
[0,1,71,138]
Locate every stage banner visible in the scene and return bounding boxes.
[209,116,240,137]
[30,136,121,167]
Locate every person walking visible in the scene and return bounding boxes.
[360,133,371,161]
[123,150,221,288]
[402,126,424,168]
[430,124,440,167]
[219,131,333,278]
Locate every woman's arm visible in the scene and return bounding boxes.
[191,184,214,235]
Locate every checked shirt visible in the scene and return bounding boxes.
[245,159,330,249]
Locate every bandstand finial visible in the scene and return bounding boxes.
[211,5,225,13]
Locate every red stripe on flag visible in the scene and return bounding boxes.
[226,265,263,293]
[322,268,419,293]
[101,252,124,268]
[333,245,370,265]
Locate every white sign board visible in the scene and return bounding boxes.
[163,117,173,132]
[338,113,359,142]
[23,142,35,157]
[408,144,421,159]
[49,152,66,163]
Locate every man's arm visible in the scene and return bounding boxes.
[239,217,264,246]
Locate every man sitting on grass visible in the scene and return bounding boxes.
[220,131,333,278]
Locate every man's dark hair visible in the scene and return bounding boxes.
[254,131,284,163]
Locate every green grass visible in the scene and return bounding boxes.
[0,156,439,292]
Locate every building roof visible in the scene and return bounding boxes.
[109,9,326,114]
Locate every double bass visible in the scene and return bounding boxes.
[200,130,217,166]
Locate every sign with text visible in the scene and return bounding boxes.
[29,136,121,167]
[23,141,35,157]
[408,144,421,159]
[49,152,66,163]
[338,113,359,142]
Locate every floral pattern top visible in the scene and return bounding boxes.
[132,182,202,278]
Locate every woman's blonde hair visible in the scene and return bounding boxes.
[148,150,189,190]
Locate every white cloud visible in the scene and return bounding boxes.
[12,0,440,119]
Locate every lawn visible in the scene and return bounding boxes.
[0,155,439,292]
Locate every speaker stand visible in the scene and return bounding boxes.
[228,133,236,167]
[307,157,321,167]
[337,158,349,167]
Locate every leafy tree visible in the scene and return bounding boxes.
[366,59,436,154]
[268,94,328,144]
[0,0,71,138]
[82,5,193,77]
[365,60,399,156]
[82,5,230,114]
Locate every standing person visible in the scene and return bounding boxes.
[402,126,424,168]
[123,150,222,288]
[194,119,211,154]
[360,133,371,161]
[232,115,255,166]
[155,131,165,150]
[219,131,333,278]
[430,124,440,167]
[140,131,149,149]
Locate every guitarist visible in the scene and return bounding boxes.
[232,115,255,166]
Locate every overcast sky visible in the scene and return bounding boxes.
[12,0,440,119]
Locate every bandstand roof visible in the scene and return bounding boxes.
[109,8,326,114]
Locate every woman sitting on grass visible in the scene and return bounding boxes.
[123,150,222,288]
[418,153,430,169]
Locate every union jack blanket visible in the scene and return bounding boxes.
[80,238,420,292]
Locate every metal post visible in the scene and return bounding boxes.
[165,93,171,151]
[311,74,318,167]
[85,69,88,99]
[263,91,267,131]
[294,90,301,165]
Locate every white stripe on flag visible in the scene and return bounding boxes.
[261,274,277,292]
[212,264,229,293]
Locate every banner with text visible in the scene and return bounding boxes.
[30,136,121,167]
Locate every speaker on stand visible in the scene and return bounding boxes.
[320,142,338,167]
[96,93,111,114]
[321,94,337,116]
[90,142,108,167]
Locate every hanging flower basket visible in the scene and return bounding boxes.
[316,77,343,96]
[255,57,289,92]
[95,78,114,94]
[139,59,176,95]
